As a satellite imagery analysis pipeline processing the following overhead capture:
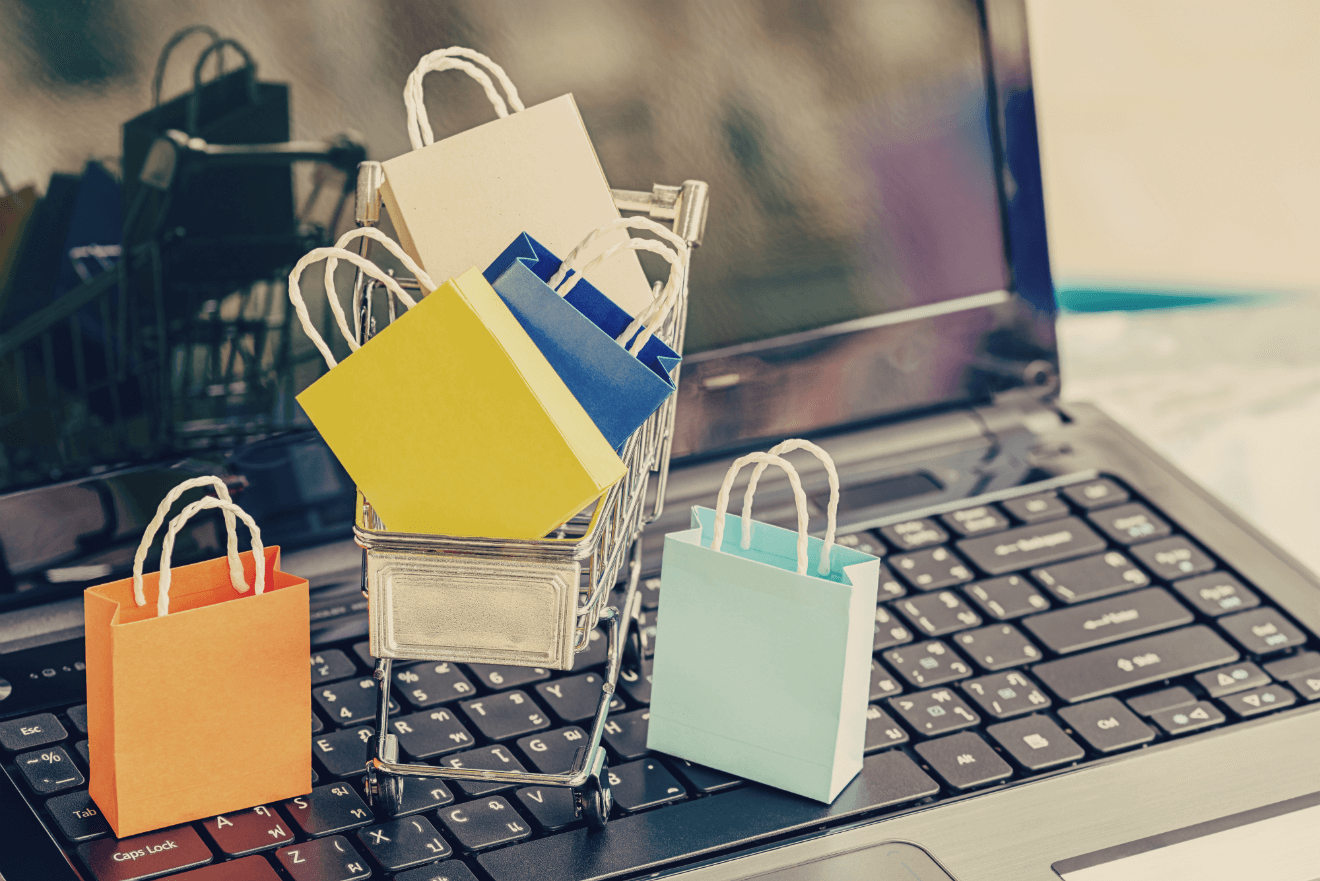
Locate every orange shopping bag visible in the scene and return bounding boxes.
[85,476,311,837]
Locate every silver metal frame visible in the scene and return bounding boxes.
[344,164,709,826]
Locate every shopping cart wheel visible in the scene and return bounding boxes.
[576,770,612,828]
[366,734,405,817]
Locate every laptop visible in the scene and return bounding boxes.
[2,0,1319,878]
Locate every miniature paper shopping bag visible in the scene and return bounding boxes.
[85,477,310,837]
[288,231,625,539]
[381,47,655,317]
[483,222,684,450]
[648,441,881,803]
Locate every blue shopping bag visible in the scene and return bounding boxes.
[648,441,881,803]
[483,229,682,450]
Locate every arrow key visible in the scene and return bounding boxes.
[1150,700,1225,736]
[1194,661,1269,698]
[1292,677,1320,702]
[1221,684,1297,719]
[607,758,689,813]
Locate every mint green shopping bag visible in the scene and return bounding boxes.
[648,440,881,803]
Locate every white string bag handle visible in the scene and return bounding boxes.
[157,496,265,618]
[405,47,525,151]
[555,238,683,356]
[547,217,689,290]
[742,440,839,575]
[132,476,244,609]
[324,227,436,340]
[710,453,811,576]
[288,245,420,370]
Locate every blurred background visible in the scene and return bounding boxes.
[1,0,1318,574]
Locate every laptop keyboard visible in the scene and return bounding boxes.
[4,475,1319,880]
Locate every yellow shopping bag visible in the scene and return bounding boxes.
[289,230,625,539]
[379,47,655,318]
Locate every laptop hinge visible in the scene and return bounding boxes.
[972,388,1065,475]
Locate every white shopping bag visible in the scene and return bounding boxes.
[380,47,654,317]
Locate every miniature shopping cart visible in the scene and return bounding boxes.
[343,162,709,826]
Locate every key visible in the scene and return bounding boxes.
[609,759,687,812]
[517,727,591,774]
[964,575,1050,620]
[0,713,67,752]
[1033,626,1239,703]
[315,677,397,727]
[1151,701,1225,736]
[869,659,904,700]
[1130,537,1215,582]
[516,785,580,832]
[864,704,910,752]
[881,640,971,689]
[477,751,939,881]
[640,576,663,610]
[460,691,551,741]
[1173,572,1260,617]
[1032,552,1149,604]
[1194,661,1270,698]
[437,797,533,852]
[1088,503,1172,545]
[872,605,914,651]
[1265,651,1320,683]
[311,650,358,685]
[876,563,907,600]
[275,835,371,881]
[201,804,292,856]
[15,745,84,794]
[914,731,1012,791]
[960,670,1051,720]
[358,815,452,871]
[1219,608,1308,655]
[618,660,653,704]
[888,687,981,737]
[377,774,457,816]
[837,532,886,557]
[603,708,651,761]
[352,641,375,669]
[312,713,325,736]
[879,519,948,551]
[44,790,111,842]
[77,825,212,880]
[1058,698,1155,753]
[75,739,90,765]
[942,506,1010,537]
[897,591,981,637]
[439,744,528,797]
[668,758,742,795]
[1061,478,1129,510]
[1127,686,1197,717]
[888,546,974,591]
[313,726,376,777]
[392,708,476,759]
[1022,588,1192,654]
[1290,677,1320,702]
[283,782,375,836]
[467,663,552,691]
[958,518,1107,576]
[953,624,1041,671]
[66,704,89,735]
[571,627,610,671]
[986,715,1084,771]
[395,862,481,881]
[1221,684,1296,719]
[396,661,477,709]
[173,856,282,879]
[1001,492,1069,524]
[536,673,621,724]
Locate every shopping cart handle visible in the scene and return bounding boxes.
[139,130,368,191]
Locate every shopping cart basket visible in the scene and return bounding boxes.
[342,162,709,825]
